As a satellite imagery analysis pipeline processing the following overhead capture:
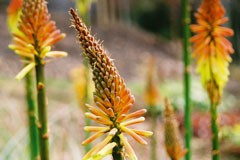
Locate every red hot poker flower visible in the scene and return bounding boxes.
[70,9,152,160]
[190,0,234,103]
[9,0,67,80]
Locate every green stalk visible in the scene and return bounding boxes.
[35,56,50,160]
[83,59,92,153]
[112,132,123,160]
[84,116,91,152]
[150,108,157,160]
[181,0,192,159]
[25,71,40,160]
[75,0,92,151]
[210,101,220,160]
[75,0,91,26]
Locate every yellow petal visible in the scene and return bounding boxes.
[84,126,110,132]
[132,129,153,137]
[85,112,113,125]
[119,134,138,160]
[86,104,108,118]
[89,142,117,160]
[120,126,147,145]
[120,117,145,126]
[15,62,35,80]
[45,51,67,58]
[83,128,117,160]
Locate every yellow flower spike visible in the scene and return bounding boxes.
[70,64,94,111]
[191,0,234,103]
[164,98,186,160]
[9,0,67,79]
[144,56,160,107]
[7,0,22,33]
[70,9,152,159]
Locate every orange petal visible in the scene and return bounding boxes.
[118,109,147,122]
[85,112,113,125]
[132,129,153,137]
[82,131,104,145]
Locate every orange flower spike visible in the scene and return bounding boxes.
[9,0,67,79]
[164,98,186,160]
[144,56,160,107]
[191,0,234,103]
[70,9,152,159]
[7,0,22,14]
[7,0,22,33]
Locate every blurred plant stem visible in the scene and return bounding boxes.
[75,0,91,26]
[75,1,92,151]
[75,0,93,151]
[83,60,92,153]
[150,107,158,160]
[230,0,240,60]
[210,101,220,160]
[25,71,40,160]
[35,56,50,160]
[181,0,192,159]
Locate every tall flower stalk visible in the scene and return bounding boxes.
[70,9,152,160]
[71,64,94,152]
[7,0,39,159]
[190,0,234,159]
[144,57,160,160]
[75,0,95,151]
[9,0,67,159]
[181,0,192,159]
[164,98,186,160]
[75,0,94,26]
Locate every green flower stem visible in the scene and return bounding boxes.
[75,0,91,26]
[210,101,220,160]
[84,116,92,152]
[150,110,157,160]
[112,132,123,160]
[25,71,40,160]
[35,56,50,160]
[84,59,92,153]
[181,0,192,159]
